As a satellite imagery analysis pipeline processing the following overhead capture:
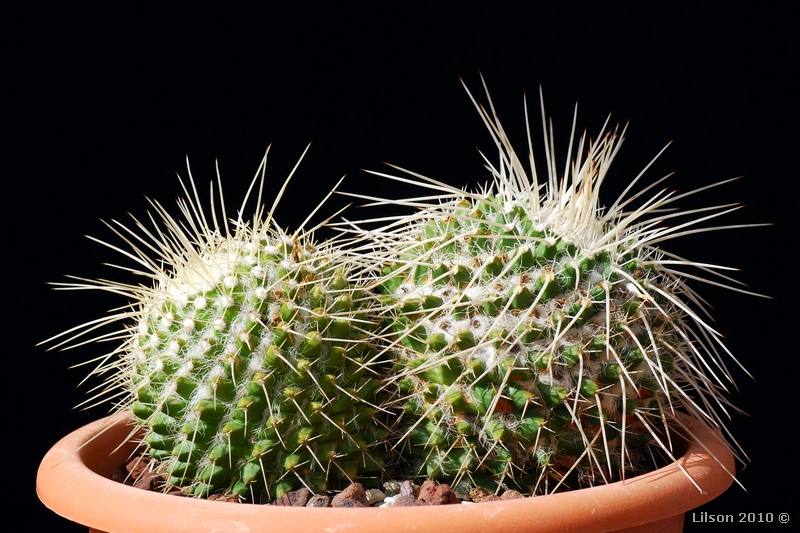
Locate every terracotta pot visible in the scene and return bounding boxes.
[37,411,734,533]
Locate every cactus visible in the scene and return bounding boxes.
[42,84,759,505]
[353,84,757,495]
[43,148,392,501]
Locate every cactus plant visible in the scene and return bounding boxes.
[41,83,758,513]
[350,82,759,495]
[43,147,392,502]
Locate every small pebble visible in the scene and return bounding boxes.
[418,480,459,505]
[399,480,416,497]
[207,493,241,503]
[125,455,151,479]
[379,495,396,508]
[365,488,387,505]
[273,488,311,507]
[331,499,367,508]
[469,487,491,502]
[132,469,164,492]
[391,494,427,507]
[332,482,368,507]
[306,495,332,508]
[382,480,403,495]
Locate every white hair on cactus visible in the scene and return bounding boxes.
[40,145,393,501]
[339,76,767,494]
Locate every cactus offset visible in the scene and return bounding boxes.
[349,84,758,494]
[44,148,391,501]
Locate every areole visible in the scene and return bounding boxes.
[37,411,734,533]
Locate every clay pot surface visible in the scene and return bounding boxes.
[37,411,734,533]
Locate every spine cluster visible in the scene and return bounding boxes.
[46,84,753,501]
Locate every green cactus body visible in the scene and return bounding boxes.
[362,86,750,494]
[132,234,389,500]
[46,150,391,501]
[44,91,754,502]
[378,199,669,493]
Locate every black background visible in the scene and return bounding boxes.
[10,3,795,531]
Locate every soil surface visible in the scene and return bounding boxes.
[113,451,526,507]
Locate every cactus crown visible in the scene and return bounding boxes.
[44,147,392,501]
[344,82,758,494]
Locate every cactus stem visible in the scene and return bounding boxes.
[342,77,763,494]
[42,145,395,501]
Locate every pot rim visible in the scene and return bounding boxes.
[37,411,734,533]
